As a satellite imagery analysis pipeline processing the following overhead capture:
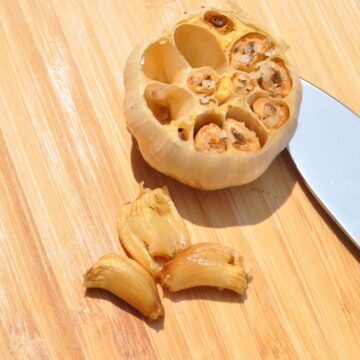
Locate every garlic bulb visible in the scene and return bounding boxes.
[124,7,301,190]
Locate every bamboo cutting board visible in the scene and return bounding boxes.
[0,0,359,359]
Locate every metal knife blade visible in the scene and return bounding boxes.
[288,79,360,249]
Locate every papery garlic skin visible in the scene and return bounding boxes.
[84,254,164,320]
[124,7,301,190]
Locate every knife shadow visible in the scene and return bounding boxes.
[85,288,165,331]
[130,137,296,228]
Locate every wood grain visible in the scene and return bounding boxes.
[0,0,359,359]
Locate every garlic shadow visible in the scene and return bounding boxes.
[85,288,164,331]
[130,137,296,228]
[130,138,359,260]
[162,287,247,304]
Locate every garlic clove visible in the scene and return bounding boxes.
[252,97,289,129]
[84,254,164,320]
[118,186,190,276]
[203,11,235,34]
[231,71,257,94]
[159,243,248,295]
[194,123,227,153]
[230,32,273,71]
[225,118,261,152]
[259,60,292,97]
[187,67,220,95]
[215,76,233,104]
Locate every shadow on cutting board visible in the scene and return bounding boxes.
[130,138,360,261]
[130,137,296,228]
[85,288,165,331]
[293,167,360,262]
[162,287,247,304]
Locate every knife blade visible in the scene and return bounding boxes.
[288,79,360,249]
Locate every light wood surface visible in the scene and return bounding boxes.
[0,0,359,359]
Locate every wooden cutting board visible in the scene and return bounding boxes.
[0,0,359,359]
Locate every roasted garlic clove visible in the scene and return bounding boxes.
[253,97,289,129]
[259,61,292,97]
[199,94,218,107]
[124,7,301,190]
[204,11,234,34]
[84,254,164,320]
[159,243,248,295]
[118,186,190,275]
[194,123,227,153]
[215,76,233,104]
[225,118,261,152]
[230,32,272,71]
[232,72,258,94]
[187,68,220,95]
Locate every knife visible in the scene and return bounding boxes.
[288,79,360,249]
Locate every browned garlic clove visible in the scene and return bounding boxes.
[194,123,227,153]
[230,32,272,71]
[215,76,233,104]
[159,243,248,295]
[253,97,289,129]
[232,72,257,94]
[187,68,220,95]
[199,94,210,105]
[225,119,261,152]
[203,11,234,34]
[259,60,292,97]
[118,186,190,276]
[199,94,219,108]
[84,254,164,320]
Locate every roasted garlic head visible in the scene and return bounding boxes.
[159,243,248,295]
[118,185,190,276]
[84,254,164,320]
[124,7,301,189]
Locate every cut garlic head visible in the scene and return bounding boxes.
[159,243,248,295]
[118,186,190,276]
[124,7,301,190]
[84,254,164,320]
